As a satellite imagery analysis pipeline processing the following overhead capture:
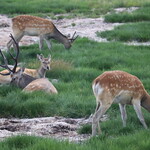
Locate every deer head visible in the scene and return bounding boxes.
[64,31,78,49]
[37,54,51,71]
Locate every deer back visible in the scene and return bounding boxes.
[93,70,146,101]
[12,15,55,35]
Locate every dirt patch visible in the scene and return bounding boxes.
[0,115,107,142]
[114,7,139,13]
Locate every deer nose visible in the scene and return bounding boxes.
[47,66,50,70]
[65,43,71,49]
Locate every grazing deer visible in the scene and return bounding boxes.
[0,34,58,94]
[7,15,78,50]
[92,70,150,136]
[0,54,51,84]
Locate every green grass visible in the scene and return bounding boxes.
[1,0,150,17]
[98,22,150,42]
[105,6,150,23]
[1,39,150,120]
[0,130,150,150]
[99,5,150,42]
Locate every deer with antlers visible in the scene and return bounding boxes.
[0,54,51,84]
[0,34,58,94]
[7,15,78,50]
[92,70,150,136]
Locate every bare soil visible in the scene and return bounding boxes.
[0,115,107,142]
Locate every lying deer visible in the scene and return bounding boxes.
[0,54,51,84]
[7,15,78,50]
[92,70,150,136]
[0,34,58,94]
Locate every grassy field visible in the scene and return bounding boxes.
[98,5,150,42]
[0,0,150,149]
[105,6,150,23]
[0,131,150,150]
[1,0,150,17]
[98,22,150,42]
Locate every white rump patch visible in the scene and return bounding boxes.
[92,82,103,96]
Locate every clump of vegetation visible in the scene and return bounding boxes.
[105,6,150,23]
[97,22,150,42]
[78,124,92,134]
[0,130,150,150]
[1,0,150,17]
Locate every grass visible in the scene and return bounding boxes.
[98,22,150,42]
[0,39,150,120]
[0,0,150,17]
[98,5,150,42]
[105,6,150,23]
[0,130,150,150]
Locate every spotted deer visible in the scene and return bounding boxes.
[7,15,78,50]
[0,34,58,94]
[92,70,150,136]
[0,54,51,84]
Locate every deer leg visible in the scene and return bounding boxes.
[119,103,127,127]
[7,33,24,51]
[95,101,101,134]
[39,36,44,50]
[92,102,111,136]
[44,37,52,50]
[132,100,148,129]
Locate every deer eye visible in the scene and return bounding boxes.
[13,77,18,81]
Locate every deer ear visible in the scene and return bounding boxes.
[17,67,25,75]
[10,72,13,77]
[21,67,25,73]
[37,54,43,61]
[67,34,71,38]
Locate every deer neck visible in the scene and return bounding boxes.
[37,66,46,78]
[11,74,36,89]
[53,26,69,47]
[141,92,150,112]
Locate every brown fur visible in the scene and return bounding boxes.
[23,78,58,94]
[92,70,150,136]
[12,15,54,35]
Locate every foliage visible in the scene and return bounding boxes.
[0,131,150,150]
[105,6,150,23]
[98,22,150,42]
[0,0,150,17]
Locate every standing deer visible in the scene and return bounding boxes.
[92,70,150,136]
[7,15,78,50]
[0,54,51,84]
[0,34,58,94]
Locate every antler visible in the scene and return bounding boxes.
[0,49,12,75]
[69,31,79,43]
[0,34,19,76]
